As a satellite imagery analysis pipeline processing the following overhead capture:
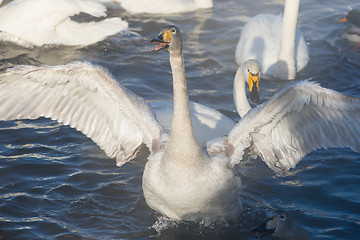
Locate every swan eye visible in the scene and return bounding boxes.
[280,215,286,221]
[171,28,176,34]
[247,69,249,72]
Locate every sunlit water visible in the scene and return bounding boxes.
[1,0,360,239]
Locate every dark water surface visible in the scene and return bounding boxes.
[1,0,360,239]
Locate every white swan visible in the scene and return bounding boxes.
[0,25,360,221]
[0,0,128,47]
[235,0,309,80]
[98,0,213,14]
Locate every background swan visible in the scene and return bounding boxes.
[235,0,309,80]
[98,0,213,14]
[233,59,260,117]
[0,26,359,221]
[0,0,128,47]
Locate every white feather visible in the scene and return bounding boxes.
[0,0,128,46]
[0,61,162,166]
[227,81,360,173]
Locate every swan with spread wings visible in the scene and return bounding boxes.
[0,25,359,221]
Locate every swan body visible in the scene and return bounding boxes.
[0,0,128,47]
[98,0,213,14]
[235,0,309,80]
[0,26,360,221]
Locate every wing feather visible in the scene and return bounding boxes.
[228,81,360,173]
[0,61,162,166]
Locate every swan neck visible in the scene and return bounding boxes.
[167,52,202,159]
[275,0,299,80]
[233,67,251,117]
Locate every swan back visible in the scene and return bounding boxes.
[151,101,235,147]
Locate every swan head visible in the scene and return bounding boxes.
[244,59,260,103]
[151,25,183,55]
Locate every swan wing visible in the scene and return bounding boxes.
[0,61,162,166]
[227,81,360,173]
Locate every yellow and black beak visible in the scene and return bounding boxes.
[248,71,260,103]
[151,29,172,52]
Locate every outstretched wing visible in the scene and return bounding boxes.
[0,61,163,166]
[227,81,360,174]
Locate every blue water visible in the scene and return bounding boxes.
[1,0,360,239]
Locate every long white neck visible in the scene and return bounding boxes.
[233,67,251,118]
[165,51,203,162]
[274,0,300,80]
